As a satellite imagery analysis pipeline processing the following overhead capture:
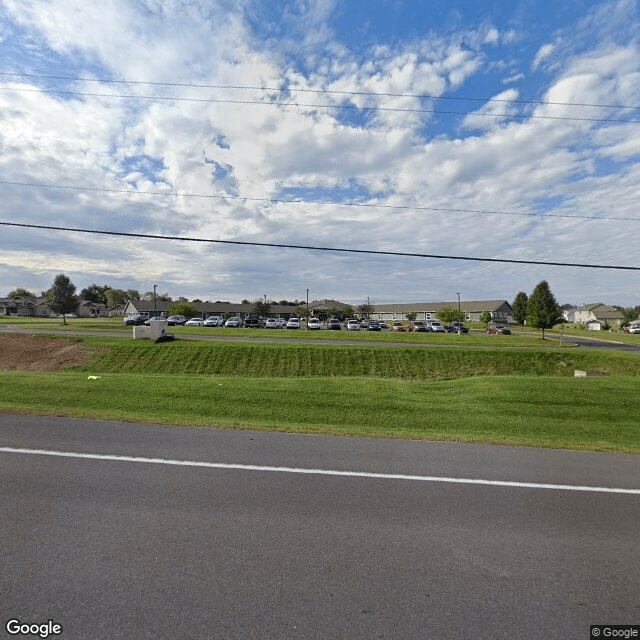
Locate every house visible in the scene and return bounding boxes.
[372,300,513,323]
[560,304,577,323]
[574,303,625,329]
[0,296,54,317]
[78,300,109,318]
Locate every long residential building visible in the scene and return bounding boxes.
[372,300,513,323]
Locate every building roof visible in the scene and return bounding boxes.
[374,300,511,313]
[125,299,301,315]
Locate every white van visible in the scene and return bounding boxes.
[628,321,640,334]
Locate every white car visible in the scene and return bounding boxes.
[275,318,286,328]
[286,317,301,329]
[204,316,224,327]
[346,319,360,331]
[307,317,322,330]
[428,321,446,333]
[185,317,205,326]
[225,317,241,327]
[264,318,278,328]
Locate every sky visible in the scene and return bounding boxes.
[1,0,639,307]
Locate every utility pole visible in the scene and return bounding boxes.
[456,292,461,334]
[154,284,157,316]
[306,289,309,330]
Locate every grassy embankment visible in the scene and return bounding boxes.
[1,333,639,453]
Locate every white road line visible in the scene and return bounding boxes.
[2,446,639,495]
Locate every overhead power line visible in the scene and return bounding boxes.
[1,220,638,271]
[1,86,639,124]
[2,71,639,111]
[0,179,636,223]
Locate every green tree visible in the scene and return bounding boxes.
[436,306,464,324]
[527,280,561,339]
[104,289,127,307]
[406,311,418,322]
[168,302,197,318]
[252,298,271,317]
[80,283,109,305]
[45,274,80,324]
[512,292,528,328]
[341,305,354,320]
[479,310,492,325]
[8,288,35,298]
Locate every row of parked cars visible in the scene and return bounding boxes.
[124,314,480,334]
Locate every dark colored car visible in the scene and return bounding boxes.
[123,315,147,326]
[327,318,342,330]
[244,315,263,328]
[166,315,187,326]
[448,323,469,333]
[367,322,381,331]
[486,324,511,335]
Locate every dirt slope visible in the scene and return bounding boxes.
[0,333,96,371]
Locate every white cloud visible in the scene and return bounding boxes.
[532,43,555,70]
[1,0,640,305]
[461,88,521,131]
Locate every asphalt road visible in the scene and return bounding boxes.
[1,414,639,640]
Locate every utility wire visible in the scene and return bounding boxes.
[0,180,636,223]
[1,86,638,124]
[2,71,639,111]
[1,220,637,271]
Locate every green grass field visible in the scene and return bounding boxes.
[0,370,638,452]
[1,332,639,452]
[6,315,640,346]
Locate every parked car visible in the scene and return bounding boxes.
[275,318,287,328]
[627,321,640,334]
[327,318,342,330]
[123,314,147,326]
[264,318,278,329]
[243,315,263,328]
[448,322,469,333]
[204,315,224,327]
[486,323,511,335]
[287,317,301,329]
[377,320,387,329]
[225,317,241,327]
[166,315,187,326]
[144,316,164,325]
[367,322,381,331]
[390,322,409,332]
[185,317,205,326]
[346,319,360,331]
[411,321,428,332]
[427,321,446,333]
[307,317,322,330]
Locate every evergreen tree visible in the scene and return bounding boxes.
[512,292,528,327]
[527,280,561,339]
[45,274,80,324]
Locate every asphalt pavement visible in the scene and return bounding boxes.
[1,414,639,640]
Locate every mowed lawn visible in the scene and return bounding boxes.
[1,335,639,452]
